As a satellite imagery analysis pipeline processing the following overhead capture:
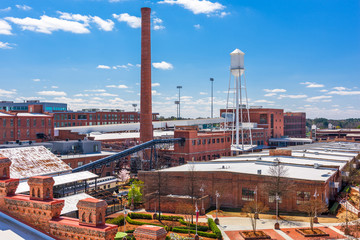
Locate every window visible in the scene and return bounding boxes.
[198,140,201,145]
[78,162,83,167]
[18,119,21,126]
[3,131,6,138]
[212,139,215,143]
[269,195,282,203]
[17,130,20,138]
[41,119,44,126]
[10,130,13,138]
[2,119,5,127]
[242,188,255,201]
[26,130,30,138]
[297,191,310,205]
[203,139,206,144]
[33,119,36,127]
[217,138,220,143]
[221,138,224,143]
[48,119,51,126]
[192,140,196,145]
[10,119,13,126]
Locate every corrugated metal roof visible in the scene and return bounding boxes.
[0,146,72,179]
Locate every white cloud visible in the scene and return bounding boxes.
[332,86,350,91]
[127,63,134,67]
[278,94,307,99]
[194,24,201,29]
[6,15,90,34]
[319,89,328,92]
[152,90,161,96]
[51,86,58,89]
[305,95,332,102]
[0,7,11,12]
[253,100,274,104]
[0,20,12,35]
[74,93,89,97]
[264,93,276,97]
[16,5,32,11]
[328,90,360,96]
[264,88,286,93]
[113,13,141,28]
[152,83,160,87]
[0,89,16,96]
[84,89,106,92]
[199,92,207,95]
[57,11,91,24]
[0,41,13,49]
[154,25,165,30]
[96,92,117,97]
[158,0,226,15]
[91,16,114,31]
[153,17,165,30]
[32,78,40,82]
[97,64,111,69]
[106,84,128,89]
[152,61,173,70]
[136,64,141,67]
[300,81,324,88]
[37,90,67,96]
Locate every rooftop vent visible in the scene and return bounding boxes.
[257,170,262,175]
[314,163,320,169]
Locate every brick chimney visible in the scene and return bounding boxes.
[77,198,107,227]
[0,156,18,197]
[28,176,54,201]
[140,7,153,143]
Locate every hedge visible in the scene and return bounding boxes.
[172,227,217,238]
[330,202,339,214]
[128,212,152,220]
[153,214,184,221]
[208,218,222,239]
[106,215,124,226]
[125,216,163,227]
[178,218,209,231]
[175,225,209,232]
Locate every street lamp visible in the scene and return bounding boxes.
[177,86,182,119]
[210,78,214,119]
[313,189,319,223]
[123,204,127,233]
[215,190,220,225]
[274,193,280,229]
[200,185,205,215]
[130,184,135,210]
[132,104,137,112]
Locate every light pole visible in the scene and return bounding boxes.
[174,101,180,118]
[200,184,205,215]
[274,193,280,229]
[132,103,137,112]
[123,203,127,233]
[177,86,182,119]
[130,184,135,210]
[313,189,319,223]
[215,190,220,225]
[254,186,259,219]
[210,78,214,118]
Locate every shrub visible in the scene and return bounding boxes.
[106,215,124,226]
[172,227,217,238]
[126,216,162,227]
[154,214,184,221]
[125,230,134,233]
[208,218,222,239]
[128,212,152,220]
[178,218,209,231]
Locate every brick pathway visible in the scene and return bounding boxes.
[281,227,344,240]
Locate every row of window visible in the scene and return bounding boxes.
[54,113,137,121]
[241,188,313,205]
[2,129,52,138]
[2,118,50,127]
[54,121,136,127]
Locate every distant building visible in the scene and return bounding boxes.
[0,100,67,112]
[284,112,306,138]
[315,128,360,142]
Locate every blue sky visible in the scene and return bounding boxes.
[0,0,359,119]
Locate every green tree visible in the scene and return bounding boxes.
[128,181,143,206]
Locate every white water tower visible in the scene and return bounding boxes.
[224,49,253,150]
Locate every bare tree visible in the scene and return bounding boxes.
[298,199,328,231]
[186,163,198,224]
[175,203,194,236]
[266,160,293,216]
[242,200,269,233]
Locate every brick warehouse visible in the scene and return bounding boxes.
[140,142,360,213]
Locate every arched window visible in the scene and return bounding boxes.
[89,213,92,223]
[32,188,35,197]
[82,212,85,222]
[45,188,50,198]
[37,188,40,198]
[98,213,102,223]
[3,167,7,178]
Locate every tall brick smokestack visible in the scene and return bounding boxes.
[140,7,153,143]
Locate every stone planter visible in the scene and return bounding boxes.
[239,231,271,240]
[295,228,330,237]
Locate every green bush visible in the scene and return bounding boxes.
[330,202,339,214]
[154,214,184,221]
[106,215,124,226]
[178,218,209,231]
[208,218,222,239]
[125,230,134,233]
[128,212,152,220]
[175,225,209,232]
[165,236,171,240]
[126,216,162,227]
[172,227,217,238]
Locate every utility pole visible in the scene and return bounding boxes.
[210,78,214,118]
[177,86,182,119]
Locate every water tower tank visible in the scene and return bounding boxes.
[230,49,245,77]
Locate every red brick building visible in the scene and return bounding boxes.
[284,112,306,138]
[53,110,158,127]
[159,127,231,165]
[0,111,53,143]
